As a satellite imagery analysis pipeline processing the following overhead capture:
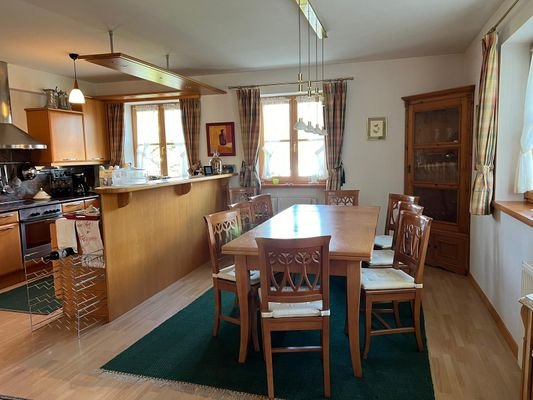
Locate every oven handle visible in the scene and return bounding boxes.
[21,216,63,224]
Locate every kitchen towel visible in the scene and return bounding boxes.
[55,218,78,253]
[75,220,105,268]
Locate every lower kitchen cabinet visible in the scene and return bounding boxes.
[0,213,23,276]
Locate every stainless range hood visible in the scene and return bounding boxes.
[0,61,46,149]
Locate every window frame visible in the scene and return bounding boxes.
[131,102,184,177]
[259,95,327,185]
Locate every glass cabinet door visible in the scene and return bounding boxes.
[413,187,458,223]
[414,148,459,184]
[414,107,459,145]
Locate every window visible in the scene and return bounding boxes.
[131,103,188,178]
[260,96,327,183]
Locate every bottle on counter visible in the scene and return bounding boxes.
[210,152,223,175]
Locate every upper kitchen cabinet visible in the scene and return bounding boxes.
[403,85,474,275]
[26,100,109,166]
[26,108,86,165]
[81,98,109,162]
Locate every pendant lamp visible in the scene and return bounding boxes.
[68,53,85,104]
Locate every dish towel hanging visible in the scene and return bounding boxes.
[55,218,78,253]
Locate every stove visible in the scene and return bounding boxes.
[19,203,63,260]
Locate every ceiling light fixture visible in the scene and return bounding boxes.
[68,53,85,104]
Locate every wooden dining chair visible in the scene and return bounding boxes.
[228,201,255,232]
[204,209,260,351]
[324,189,360,206]
[361,212,432,359]
[256,236,332,400]
[374,193,420,249]
[228,187,259,204]
[368,202,424,267]
[249,193,273,224]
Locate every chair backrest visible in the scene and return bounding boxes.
[256,236,331,313]
[249,194,274,224]
[390,202,424,248]
[228,187,259,204]
[204,209,243,275]
[393,211,432,285]
[324,190,360,206]
[228,201,255,232]
[384,193,420,235]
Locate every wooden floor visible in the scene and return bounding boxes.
[0,266,520,400]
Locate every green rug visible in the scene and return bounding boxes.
[0,277,62,315]
[102,277,435,399]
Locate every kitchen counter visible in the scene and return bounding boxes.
[0,194,99,213]
[97,173,232,320]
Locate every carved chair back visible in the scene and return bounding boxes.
[249,194,274,225]
[228,201,255,232]
[204,209,242,275]
[256,236,331,313]
[324,190,360,206]
[390,202,424,248]
[384,193,420,235]
[228,187,259,204]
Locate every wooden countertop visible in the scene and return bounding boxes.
[95,173,234,194]
[493,201,533,228]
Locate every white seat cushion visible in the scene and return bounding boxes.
[374,234,393,249]
[362,268,422,290]
[368,249,395,266]
[259,290,329,318]
[214,265,260,285]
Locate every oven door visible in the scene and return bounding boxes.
[20,217,61,260]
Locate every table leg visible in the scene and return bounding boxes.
[346,260,362,377]
[235,255,250,363]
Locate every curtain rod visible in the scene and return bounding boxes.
[488,0,521,34]
[228,77,354,90]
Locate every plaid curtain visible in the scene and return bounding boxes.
[105,103,124,166]
[237,88,261,188]
[180,98,201,174]
[470,31,499,215]
[323,81,347,190]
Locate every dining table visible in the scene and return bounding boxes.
[222,204,380,377]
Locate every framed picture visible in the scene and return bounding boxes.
[203,165,213,176]
[206,122,236,156]
[367,117,387,140]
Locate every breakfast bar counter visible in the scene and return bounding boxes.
[95,174,233,320]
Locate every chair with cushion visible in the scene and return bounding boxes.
[324,189,360,206]
[256,236,332,400]
[368,202,424,267]
[228,201,255,232]
[204,209,260,350]
[374,193,420,249]
[249,193,274,225]
[228,187,259,204]
[361,211,432,359]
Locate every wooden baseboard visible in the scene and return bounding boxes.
[467,273,518,358]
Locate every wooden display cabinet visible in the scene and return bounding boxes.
[80,98,109,162]
[402,86,474,275]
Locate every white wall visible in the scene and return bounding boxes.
[91,54,468,228]
[465,0,533,361]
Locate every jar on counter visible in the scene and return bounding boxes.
[210,152,223,175]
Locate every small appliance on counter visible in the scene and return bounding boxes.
[50,168,73,197]
[72,172,89,195]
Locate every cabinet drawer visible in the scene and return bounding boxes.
[0,222,23,275]
[426,232,468,275]
[62,201,85,213]
[0,211,19,226]
[84,198,100,209]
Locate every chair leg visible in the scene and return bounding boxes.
[250,290,260,352]
[363,295,373,359]
[413,293,424,352]
[322,318,331,398]
[213,282,221,337]
[262,320,275,400]
[393,301,401,327]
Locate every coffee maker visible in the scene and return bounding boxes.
[72,172,89,195]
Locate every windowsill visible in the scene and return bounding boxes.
[493,201,533,228]
[261,183,326,188]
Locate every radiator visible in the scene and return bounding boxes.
[273,196,317,214]
[521,261,533,297]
